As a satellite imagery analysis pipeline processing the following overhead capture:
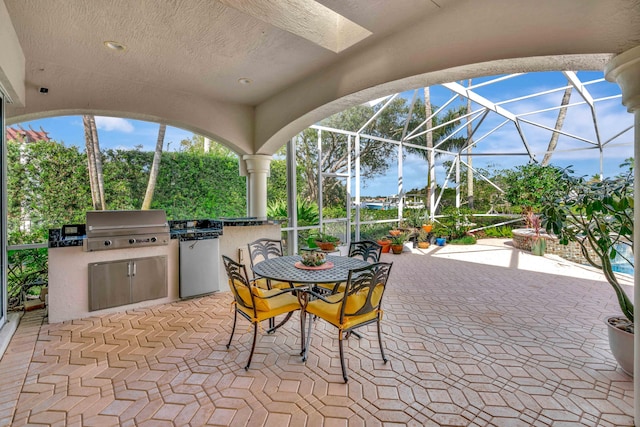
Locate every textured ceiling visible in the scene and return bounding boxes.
[1,0,639,154]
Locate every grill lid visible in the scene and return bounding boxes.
[84,210,170,251]
[86,210,169,237]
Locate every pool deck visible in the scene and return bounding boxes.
[0,238,634,426]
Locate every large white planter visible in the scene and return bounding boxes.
[606,315,634,376]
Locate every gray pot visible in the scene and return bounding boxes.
[606,315,634,376]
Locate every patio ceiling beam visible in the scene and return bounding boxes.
[442,81,518,122]
[405,95,458,140]
[443,81,536,161]
[494,85,573,106]
[468,73,525,90]
[518,117,597,145]
[357,93,399,134]
[563,70,603,149]
[459,158,505,193]
[400,90,419,141]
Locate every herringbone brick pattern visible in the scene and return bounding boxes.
[0,239,633,426]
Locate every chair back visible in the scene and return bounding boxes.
[247,238,283,269]
[340,262,392,321]
[222,255,256,313]
[348,240,382,263]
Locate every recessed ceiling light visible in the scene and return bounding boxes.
[238,78,252,85]
[104,41,126,51]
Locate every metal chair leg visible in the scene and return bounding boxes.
[300,311,306,356]
[245,323,258,370]
[302,313,314,362]
[377,320,388,364]
[339,330,348,383]
[267,311,294,334]
[226,310,237,349]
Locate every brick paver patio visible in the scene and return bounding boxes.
[0,239,634,426]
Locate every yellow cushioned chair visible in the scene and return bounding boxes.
[222,255,302,370]
[303,261,393,383]
[316,240,382,295]
[247,238,295,290]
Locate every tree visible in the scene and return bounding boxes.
[142,124,165,209]
[541,86,572,166]
[541,165,633,322]
[295,99,408,204]
[502,163,566,214]
[83,115,106,209]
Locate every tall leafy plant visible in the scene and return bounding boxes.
[541,166,633,322]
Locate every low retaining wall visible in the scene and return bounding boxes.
[511,229,598,265]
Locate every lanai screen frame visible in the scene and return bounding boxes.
[282,71,632,254]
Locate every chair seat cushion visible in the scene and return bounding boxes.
[306,284,384,330]
[255,277,303,290]
[237,290,300,321]
[236,284,300,318]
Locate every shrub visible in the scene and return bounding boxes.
[449,235,477,245]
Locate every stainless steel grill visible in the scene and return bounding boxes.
[84,210,170,251]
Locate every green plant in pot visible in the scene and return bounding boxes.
[417,229,430,249]
[541,165,634,375]
[527,212,546,256]
[390,233,407,254]
[377,235,391,253]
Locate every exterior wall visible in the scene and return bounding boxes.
[217,224,281,293]
[512,229,598,265]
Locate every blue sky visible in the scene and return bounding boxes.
[12,71,634,198]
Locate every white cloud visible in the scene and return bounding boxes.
[95,117,135,133]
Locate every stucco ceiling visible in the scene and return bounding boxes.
[1,0,639,155]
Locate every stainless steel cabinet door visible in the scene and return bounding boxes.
[130,256,168,303]
[88,260,131,311]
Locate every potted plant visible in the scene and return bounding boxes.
[389,227,402,237]
[390,233,407,254]
[527,212,546,256]
[314,233,340,251]
[542,165,634,375]
[417,229,430,249]
[377,236,392,253]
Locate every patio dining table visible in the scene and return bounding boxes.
[251,255,371,350]
[251,255,369,288]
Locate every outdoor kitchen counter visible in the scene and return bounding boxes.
[47,240,179,324]
[47,220,281,323]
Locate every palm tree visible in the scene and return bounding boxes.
[541,86,573,166]
[83,115,106,210]
[142,124,166,210]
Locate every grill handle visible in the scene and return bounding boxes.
[88,223,168,231]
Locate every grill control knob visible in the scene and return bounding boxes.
[150,237,157,242]
[129,238,136,244]
[104,240,112,247]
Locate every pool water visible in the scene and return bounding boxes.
[612,244,634,276]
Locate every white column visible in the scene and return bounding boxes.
[605,44,640,426]
[242,154,272,218]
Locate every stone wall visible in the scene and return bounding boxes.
[511,229,598,265]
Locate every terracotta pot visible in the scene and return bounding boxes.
[391,244,404,254]
[389,230,401,237]
[316,241,337,251]
[418,242,430,249]
[377,240,391,253]
[606,315,634,376]
[422,224,432,233]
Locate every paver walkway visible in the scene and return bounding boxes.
[0,239,634,426]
